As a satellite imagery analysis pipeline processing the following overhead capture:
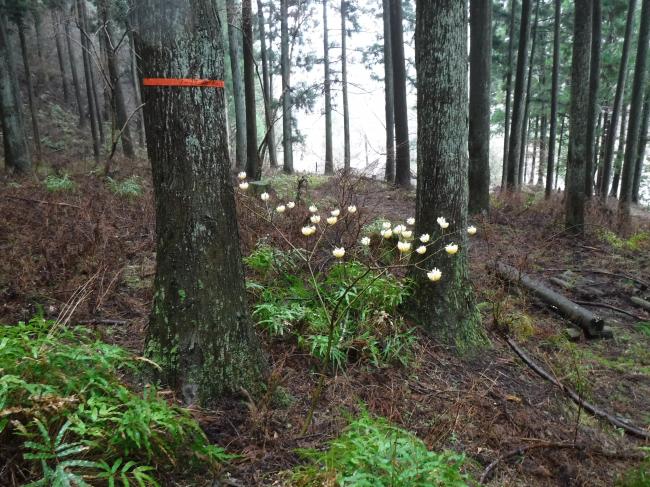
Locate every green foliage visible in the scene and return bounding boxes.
[245,244,414,369]
[596,229,650,251]
[264,173,329,200]
[107,176,143,198]
[292,409,469,486]
[44,174,75,192]
[637,322,650,338]
[0,316,232,485]
[616,448,650,487]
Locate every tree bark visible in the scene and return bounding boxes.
[99,0,135,161]
[468,0,491,214]
[134,0,267,404]
[242,0,259,180]
[340,0,351,172]
[0,4,30,173]
[632,84,650,203]
[565,0,592,233]
[502,0,517,189]
[390,0,411,189]
[596,109,610,191]
[17,19,42,164]
[280,0,293,173]
[618,0,650,228]
[537,111,547,186]
[257,0,277,169]
[411,0,485,352]
[64,13,85,128]
[323,0,334,174]
[528,115,539,185]
[600,0,636,199]
[226,0,247,170]
[52,9,71,105]
[382,0,395,183]
[555,114,566,190]
[506,0,532,189]
[610,104,628,197]
[585,0,601,197]
[77,0,101,162]
[545,0,561,199]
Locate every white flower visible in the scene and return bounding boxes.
[237,171,247,180]
[309,205,318,213]
[327,216,338,225]
[330,209,340,217]
[276,205,286,213]
[393,224,405,235]
[238,182,249,190]
[401,230,413,239]
[419,233,430,243]
[301,225,316,236]
[416,245,427,255]
[445,243,459,255]
[310,215,321,224]
[332,247,345,258]
[467,225,477,235]
[397,241,411,253]
[437,217,449,229]
[260,192,270,201]
[406,217,415,226]
[381,229,393,239]
[347,205,357,213]
[287,201,296,209]
[382,221,392,230]
[360,236,371,246]
[427,268,442,282]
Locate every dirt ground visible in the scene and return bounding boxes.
[1,166,649,486]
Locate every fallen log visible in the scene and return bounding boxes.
[630,296,650,313]
[505,336,650,441]
[574,301,644,322]
[493,262,609,338]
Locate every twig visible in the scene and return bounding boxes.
[3,195,82,209]
[78,318,128,325]
[505,336,650,439]
[574,301,644,321]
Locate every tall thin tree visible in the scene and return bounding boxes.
[545,0,561,199]
[585,0,601,197]
[390,0,410,188]
[257,0,277,168]
[382,0,395,183]
[226,0,247,170]
[242,0,259,180]
[340,0,350,171]
[502,0,517,188]
[323,0,333,174]
[632,83,650,203]
[280,0,293,173]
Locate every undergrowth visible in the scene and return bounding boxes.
[107,176,143,198]
[0,316,232,486]
[292,408,469,486]
[44,174,75,192]
[245,243,414,369]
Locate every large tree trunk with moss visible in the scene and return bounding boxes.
[323,0,334,174]
[390,0,410,189]
[600,0,636,198]
[0,4,30,173]
[506,0,532,189]
[280,0,293,173]
[257,0,277,169]
[545,0,561,199]
[411,0,485,352]
[585,0,601,197]
[226,0,247,170]
[468,0,491,215]
[242,0,259,180]
[382,0,395,183]
[134,0,267,405]
[502,0,517,189]
[340,0,351,172]
[618,0,650,228]
[565,0,592,233]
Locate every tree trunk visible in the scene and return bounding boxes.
[226,0,247,170]
[242,0,259,180]
[596,109,610,191]
[618,0,650,227]
[257,0,277,169]
[52,9,71,105]
[506,0,532,189]
[537,112,547,186]
[585,0,601,197]
[134,0,267,405]
[64,15,85,128]
[17,19,42,164]
[323,0,334,174]
[280,0,293,173]
[468,0,491,214]
[77,0,101,162]
[340,0,351,172]
[528,115,539,185]
[0,6,30,173]
[632,84,650,203]
[555,114,566,190]
[600,0,636,199]
[565,0,592,233]
[545,0,561,199]
[382,0,395,183]
[390,0,411,189]
[518,0,539,188]
[127,27,146,147]
[411,0,485,353]
[99,0,135,161]
[502,0,517,189]
[610,104,628,197]
[592,110,603,186]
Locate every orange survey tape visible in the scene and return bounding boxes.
[143,78,225,88]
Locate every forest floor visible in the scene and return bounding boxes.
[1,161,650,486]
